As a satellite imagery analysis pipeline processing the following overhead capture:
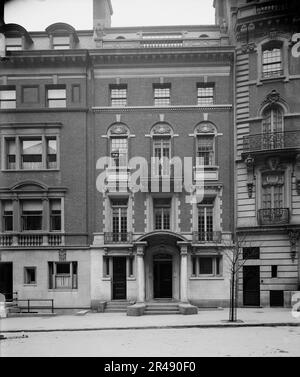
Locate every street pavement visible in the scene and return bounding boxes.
[1,308,300,333]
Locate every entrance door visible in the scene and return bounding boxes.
[154,254,173,299]
[0,263,13,301]
[243,266,260,306]
[112,257,127,300]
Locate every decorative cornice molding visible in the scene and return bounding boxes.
[92,105,232,114]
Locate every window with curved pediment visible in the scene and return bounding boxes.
[46,23,79,50]
[195,122,217,167]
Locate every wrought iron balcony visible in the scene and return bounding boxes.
[193,231,222,244]
[243,131,300,154]
[104,232,133,244]
[258,208,290,226]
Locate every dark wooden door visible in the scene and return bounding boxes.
[0,263,13,301]
[112,257,127,300]
[154,260,173,299]
[243,266,260,306]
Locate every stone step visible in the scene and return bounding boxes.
[144,311,180,315]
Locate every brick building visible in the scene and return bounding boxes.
[0,0,299,314]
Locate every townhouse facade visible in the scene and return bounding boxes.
[0,0,299,313]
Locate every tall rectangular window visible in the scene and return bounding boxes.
[198,199,214,241]
[21,138,43,170]
[153,137,171,176]
[153,84,171,106]
[5,138,16,170]
[197,83,215,105]
[154,198,171,230]
[110,137,128,168]
[110,85,127,107]
[21,200,43,231]
[111,198,128,242]
[197,135,215,166]
[50,199,62,232]
[0,89,16,109]
[3,201,13,232]
[47,87,66,108]
[262,45,282,78]
[47,137,58,169]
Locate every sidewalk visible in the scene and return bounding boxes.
[1,308,300,333]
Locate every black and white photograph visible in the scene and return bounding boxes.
[0,0,300,361]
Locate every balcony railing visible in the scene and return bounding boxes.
[243,131,300,153]
[256,1,288,14]
[258,208,290,226]
[262,69,284,79]
[193,231,222,244]
[104,232,133,244]
[0,233,65,247]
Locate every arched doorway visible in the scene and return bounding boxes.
[153,254,173,299]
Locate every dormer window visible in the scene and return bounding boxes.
[46,23,79,50]
[6,37,22,51]
[53,36,71,50]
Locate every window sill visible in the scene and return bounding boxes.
[190,276,224,281]
[127,277,136,281]
[259,75,286,84]
[24,284,37,287]
[102,277,111,281]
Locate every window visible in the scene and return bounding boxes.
[110,137,128,168]
[21,139,43,170]
[4,136,58,170]
[2,201,13,232]
[128,256,134,277]
[198,198,214,241]
[21,200,43,231]
[110,85,127,107]
[196,135,215,166]
[154,198,171,230]
[104,257,110,277]
[50,200,61,232]
[197,83,215,105]
[0,89,16,109]
[271,265,278,278]
[24,267,36,285]
[243,247,260,260]
[5,139,16,170]
[47,138,58,169]
[47,87,66,108]
[111,198,128,242]
[6,38,22,51]
[262,176,284,209]
[52,36,70,50]
[262,105,284,149]
[153,84,171,106]
[153,137,171,176]
[191,256,222,277]
[262,42,283,79]
[48,262,78,289]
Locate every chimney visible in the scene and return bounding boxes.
[93,0,113,29]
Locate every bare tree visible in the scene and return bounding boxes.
[223,233,259,322]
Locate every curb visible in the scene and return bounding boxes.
[1,322,300,334]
